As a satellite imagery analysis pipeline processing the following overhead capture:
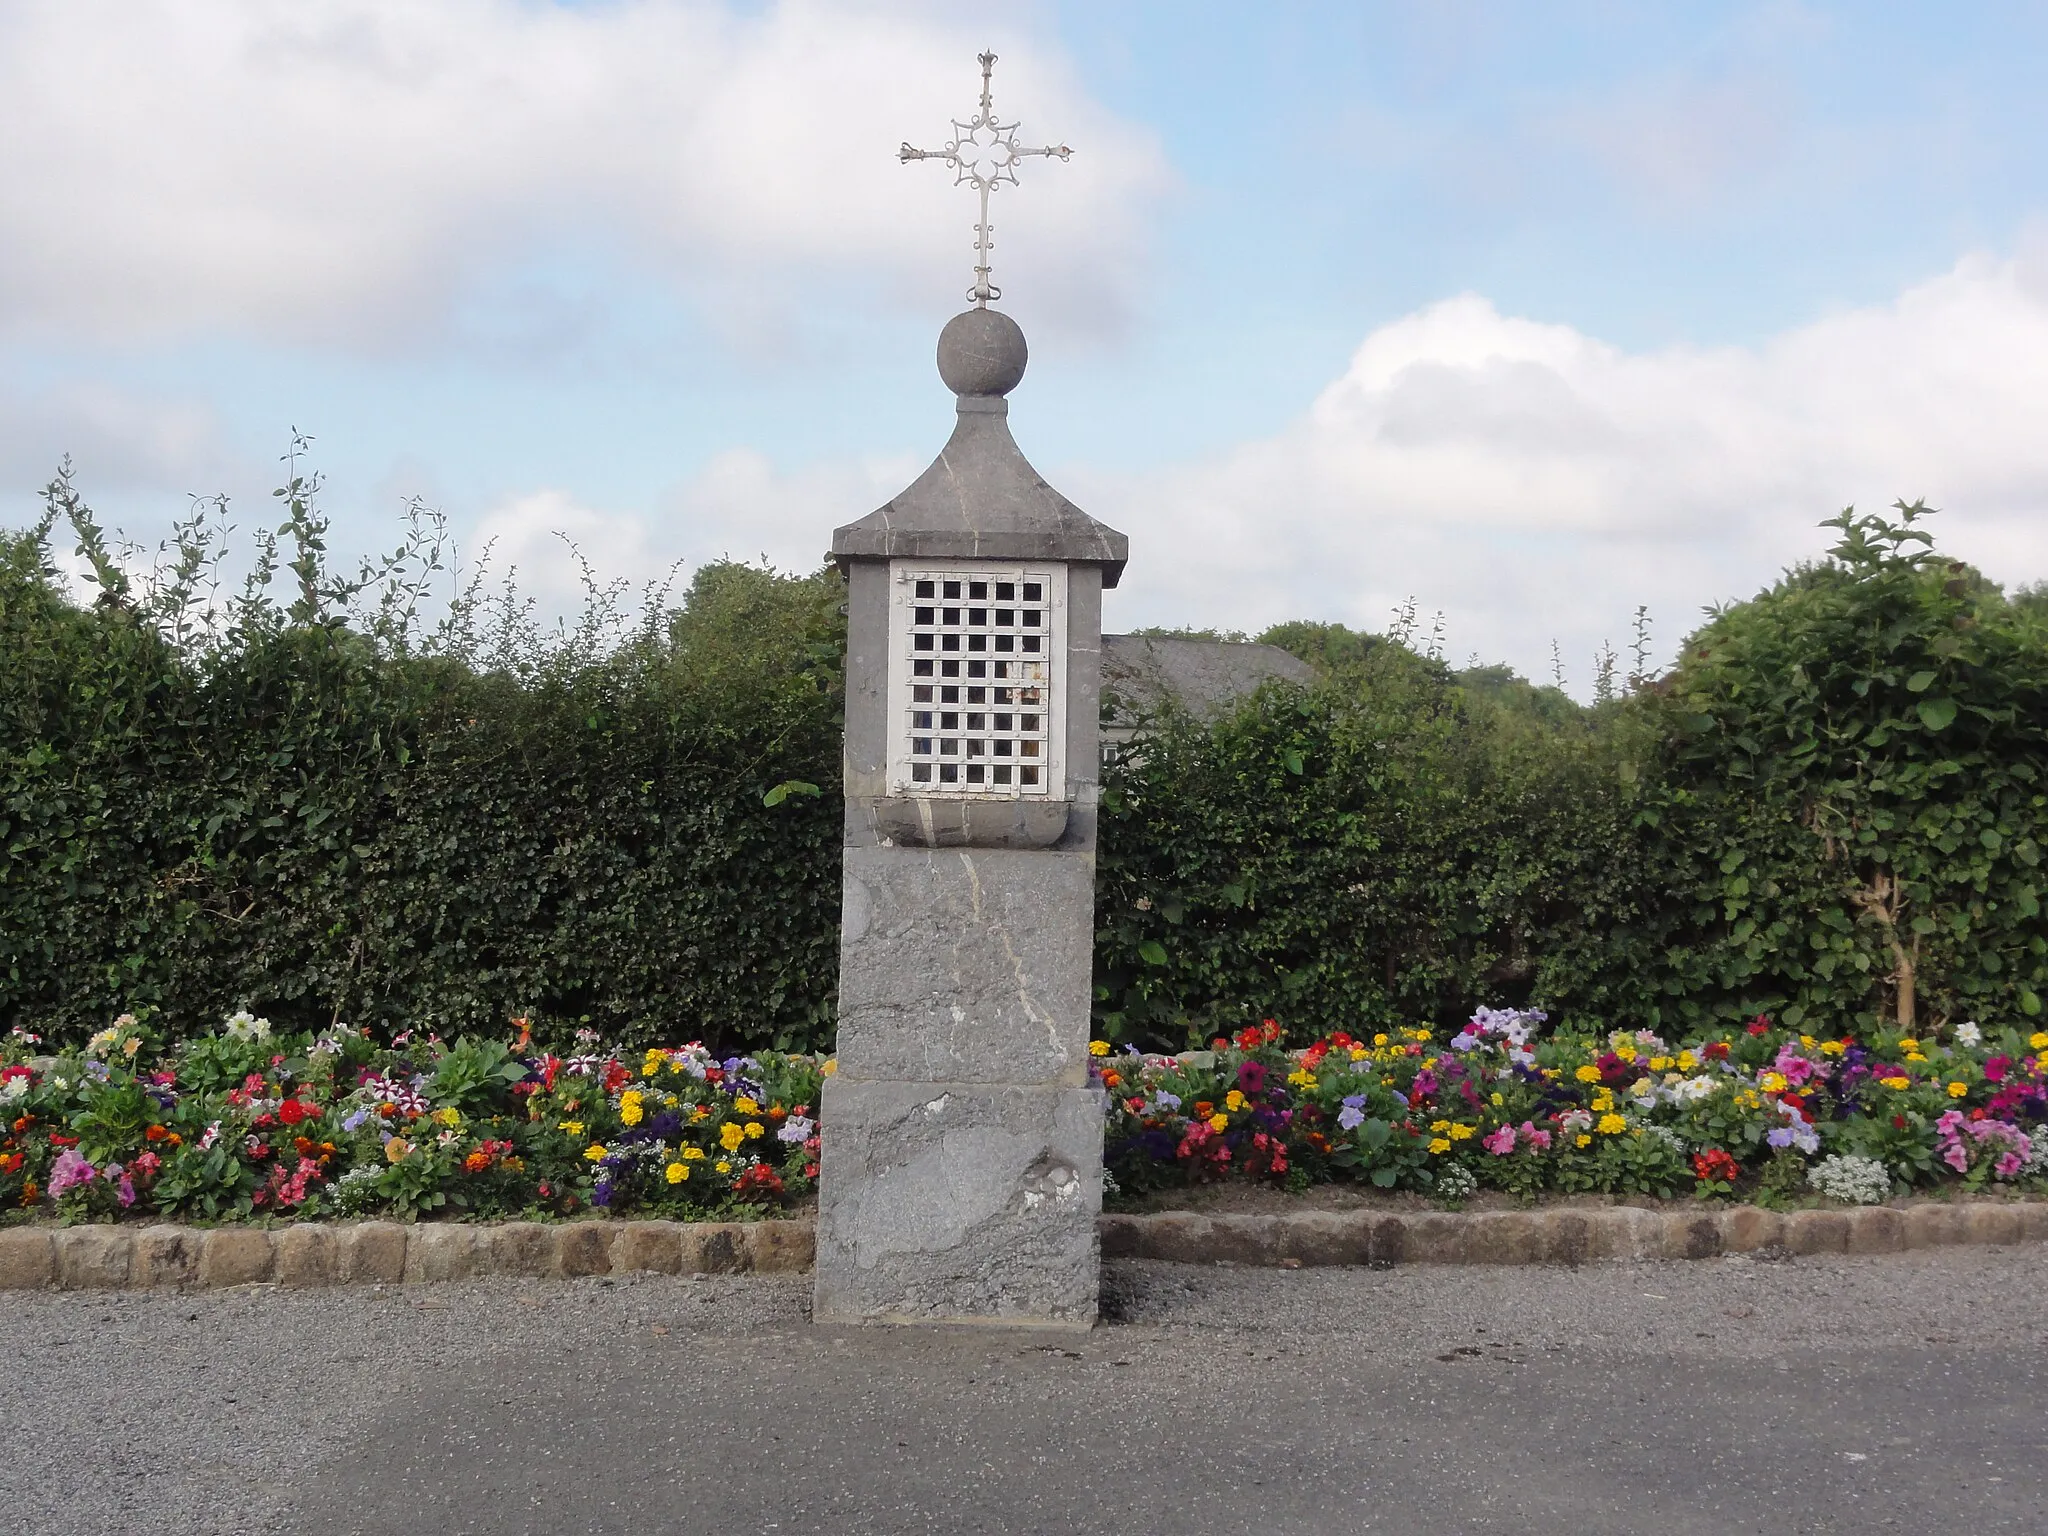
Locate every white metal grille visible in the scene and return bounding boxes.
[889,565,1062,797]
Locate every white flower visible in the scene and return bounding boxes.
[0,1076,26,1105]
[1809,1154,1891,1205]
[1954,1021,1982,1047]
[86,1027,120,1057]
[223,1010,272,1042]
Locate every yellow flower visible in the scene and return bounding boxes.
[822,1059,838,1076]
[691,1105,710,1121]
[1208,1113,1229,1132]
[1676,1050,1698,1071]
[584,1144,608,1161]
[1088,1040,1111,1057]
[682,1146,705,1160]
[1649,1056,1672,1072]
[1759,1072,1788,1094]
[745,1122,764,1139]
[1381,1075,1394,1086]
[1575,1133,1592,1148]
[1899,1038,1920,1052]
[619,1093,644,1126]
[2030,1032,2048,1051]
[715,1160,732,1174]
[558,1121,584,1138]
[1947,1081,1969,1098]
[1489,1092,1504,1107]
[433,1107,461,1128]
[733,1097,760,1115]
[1225,1090,1246,1112]
[1429,1119,1452,1134]
[1287,1069,1316,1088]
[1799,1033,1816,1049]
[1372,1034,1389,1047]
[719,1122,747,1152]
[665,1162,689,1184]
[1819,1040,1846,1057]
[1614,1045,1637,1063]
[1409,1029,1432,1042]
[641,1061,658,1077]
[1596,1113,1627,1136]
[1449,1123,1476,1141]
[384,1136,413,1163]
[1427,1137,1451,1155]
[1904,1051,1928,1064]
[1574,1065,1602,1084]
[1349,1047,1368,1061]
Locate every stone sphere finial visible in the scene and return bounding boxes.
[937,308,1028,398]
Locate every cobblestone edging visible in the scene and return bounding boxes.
[5,1202,2044,1289]
[0,1218,816,1291]
[1098,1200,2048,1267]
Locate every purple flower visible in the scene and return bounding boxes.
[1152,1091,1182,1113]
[1766,1126,1795,1149]
[1237,1061,1267,1095]
[1337,1095,1367,1132]
[778,1115,816,1144]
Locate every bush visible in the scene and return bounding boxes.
[1,456,843,1054]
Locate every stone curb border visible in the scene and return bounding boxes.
[0,1218,816,1291]
[5,1202,2043,1290]
[1099,1201,2048,1267]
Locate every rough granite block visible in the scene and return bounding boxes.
[835,844,1096,1087]
[57,1226,134,1289]
[747,1220,817,1274]
[403,1224,485,1283]
[199,1227,275,1287]
[275,1224,338,1287]
[487,1223,554,1276]
[813,1077,1104,1327]
[0,1227,56,1288]
[340,1222,408,1284]
[612,1220,682,1275]
[553,1222,613,1278]
[134,1225,201,1288]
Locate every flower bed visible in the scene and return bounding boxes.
[6,1005,2048,1227]
[1,1015,821,1224]
[1096,1010,2048,1206]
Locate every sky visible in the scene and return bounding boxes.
[4,0,2047,690]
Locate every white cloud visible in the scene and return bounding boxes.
[464,446,915,616]
[0,0,1162,348]
[1086,246,2048,689]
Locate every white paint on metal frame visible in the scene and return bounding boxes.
[885,560,1067,798]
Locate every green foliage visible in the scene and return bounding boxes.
[1629,502,2048,1036]
[1096,501,2048,1049]
[1,457,844,1053]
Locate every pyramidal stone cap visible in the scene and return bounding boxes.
[833,309,1127,586]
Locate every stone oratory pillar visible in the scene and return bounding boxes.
[813,308,1128,1327]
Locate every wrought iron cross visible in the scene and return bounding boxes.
[900,52,1072,307]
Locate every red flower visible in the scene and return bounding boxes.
[803,1162,820,1179]
[1892,1115,1908,1130]
[733,1164,785,1200]
[1746,1017,1771,1037]
[602,1060,632,1094]
[1124,1097,1145,1115]
[1703,1042,1730,1062]
[48,1134,78,1148]
[0,1152,22,1174]
[1692,1148,1738,1183]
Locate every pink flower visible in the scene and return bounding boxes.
[1984,1056,2011,1084]
[1773,1044,1816,1086]
[47,1148,97,1197]
[1483,1125,1517,1155]
[1521,1121,1553,1151]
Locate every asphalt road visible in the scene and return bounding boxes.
[3,1247,2044,1536]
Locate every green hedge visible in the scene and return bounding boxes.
[1094,505,2048,1047]
[5,463,2044,1057]
[2,464,844,1054]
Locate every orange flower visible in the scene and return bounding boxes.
[1102,1071,1122,1089]
[1193,1101,1215,1117]
[463,1150,492,1174]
